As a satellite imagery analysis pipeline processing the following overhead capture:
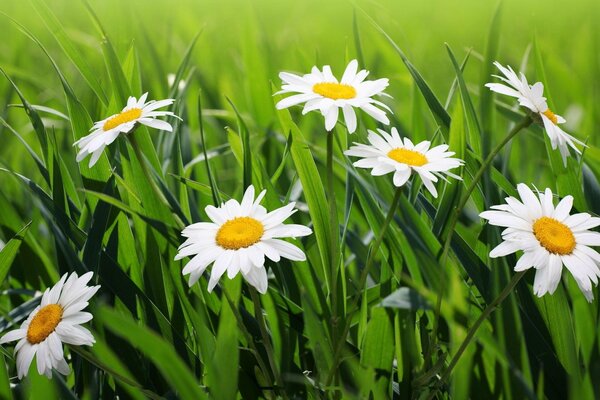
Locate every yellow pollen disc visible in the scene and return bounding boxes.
[542,109,558,125]
[216,217,264,250]
[387,148,428,167]
[532,216,576,255]
[27,304,63,344]
[312,82,357,100]
[103,108,142,131]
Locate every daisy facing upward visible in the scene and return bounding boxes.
[485,62,585,166]
[345,128,464,197]
[480,183,600,301]
[0,272,100,379]
[175,186,312,294]
[276,59,391,133]
[74,93,178,168]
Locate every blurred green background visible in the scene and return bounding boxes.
[1,0,598,187]
[1,1,600,398]
[1,0,598,120]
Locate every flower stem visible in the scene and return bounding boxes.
[326,132,340,350]
[325,185,403,387]
[249,286,286,398]
[428,116,532,353]
[426,271,526,398]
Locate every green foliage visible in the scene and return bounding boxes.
[0,0,599,399]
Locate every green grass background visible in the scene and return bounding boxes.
[0,0,599,399]
[2,0,599,190]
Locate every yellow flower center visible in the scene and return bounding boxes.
[312,82,357,100]
[103,108,142,131]
[27,304,63,344]
[542,109,558,125]
[215,217,264,250]
[387,148,428,167]
[532,216,576,255]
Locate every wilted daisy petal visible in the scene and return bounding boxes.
[276,59,391,133]
[480,183,600,302]
[74,93,178,168]
[0,272,100,379]
[344,127,464,197]
[175,186,312,294]
[485,62,585,166]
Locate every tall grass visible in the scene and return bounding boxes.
[0,0,599,398]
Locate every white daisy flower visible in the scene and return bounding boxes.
[480,183,600,302]
[344,128,464,197]
[275,59,391,133]
[175,185,312,294]
[74,93,177,167]
[0,272,100,379]
[485,62,584,166]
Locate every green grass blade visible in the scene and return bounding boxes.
[30,0,109,105]
[0,68,49,163]
[208,279,241,400]
[479,1,502,155]
[361,11,451,135]
[0,222,32,284]
[98,306,207,399]
[445,44,482,154]
[275,98,332,290]
[226,98,253,189]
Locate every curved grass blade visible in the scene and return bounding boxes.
[30,0,109,105]
[275,104,331,289]
[97,306,207,399]
[0,222,32,285]
[226,97,253,189]
[0,68,49,163]
[445,44,482,154]
[479,1,502,156]
[2,13,112,182]
[359,9,451,135]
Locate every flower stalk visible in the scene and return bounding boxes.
[325,185,403,386]
[426,271,526,398]
[249,286,287,399]
[327,131,341,347]
[429,115,532,352]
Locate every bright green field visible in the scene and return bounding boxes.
[1,0,600,398]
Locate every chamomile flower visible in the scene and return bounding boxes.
[344,128,463,197]
[275,59,391,133]
[0,272,100,379]
[74,93,177,167]
[485,62,584,166]
[175,186,312,294]
[480,184,600,302]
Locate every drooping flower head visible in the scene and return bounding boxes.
[175,186,312,294]
[344,128,463,197]
[74,93,177,167]
[275,59,391,133]
[485,62,584,165]
[480,184,600,301]
[0,272,100,379]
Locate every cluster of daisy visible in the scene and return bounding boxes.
[0,57,595,382]
[276,59,464,197]
[274,58,597,303]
